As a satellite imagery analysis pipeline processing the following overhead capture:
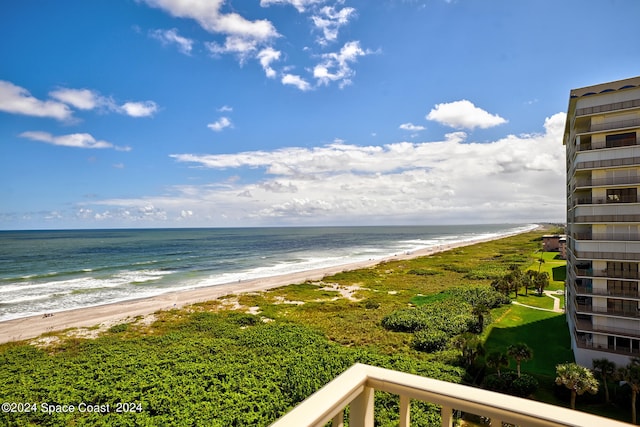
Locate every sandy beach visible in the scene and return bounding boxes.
[0,230,530,344]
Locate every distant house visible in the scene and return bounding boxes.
[542,234,566,252]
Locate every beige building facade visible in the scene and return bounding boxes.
[564,76,640,367]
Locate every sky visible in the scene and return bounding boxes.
[1,0,639,230]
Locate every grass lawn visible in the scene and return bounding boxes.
[483,304,574,377]
[526,250,566,292]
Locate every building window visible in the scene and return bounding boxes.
[606,132,637,148]
[606,188,637,203]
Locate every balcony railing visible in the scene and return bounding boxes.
[590,118,640,133]
[269,363,629,427]
[576,303,640,319]
[574,285,640,299]
[575,175,640,188]
[574,214,640,223]
[577,137,638,151]
[575,316,640,339]
[573,196,638,206]
[576,155,640,170]
[576,99,640,116]
[574,250,640,261]
[574,267,640,279]
[573,232,640,241]
[575,335,640,356]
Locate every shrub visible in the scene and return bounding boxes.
[413,329,449,352]
[483,372,538,397]
[108,323,129,333]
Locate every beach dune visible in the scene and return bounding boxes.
[0,231,528,344]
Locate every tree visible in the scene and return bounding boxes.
[525,269,537,296]
[616,358,640,424]
[452,333,485,368]
[555,363,599,410]
[534,271,550,296]
[485,351,509,378]
[469,289,491,333]
[507,265,524,298]
[507,343,533,378]
[592,358,616,404]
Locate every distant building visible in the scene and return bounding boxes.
[564,76,640,367]
[542,234,565,252]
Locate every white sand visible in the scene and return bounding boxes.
[0,231,528,344]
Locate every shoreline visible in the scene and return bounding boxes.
[0,228,536,344]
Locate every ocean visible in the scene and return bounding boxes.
[0,224,536,322]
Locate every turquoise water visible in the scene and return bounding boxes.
[0,224,535,321]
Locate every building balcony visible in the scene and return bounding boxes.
[575,317,640,339]
[269,363,628,427]
[573,232,640,241]
[572,202,640,223]
[574,267,640,280]
[575,303,640,319]
[575,334,640,357]
[575,155,640,170]
[573,196,638,206]
[575,98,640,116]
[574,285,640,299]
[575,175,640,189]
[577,134,638,151]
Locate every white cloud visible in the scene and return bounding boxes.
[218,105,233,112]
[207,116,233,132]
[0,81,72,120]
[143,0,278,60]
[159,113,566,225]
[311,5,356,45]
[19,131,131,151]
[426,99,507,130]
[257,47,281,78]
[150,28,194,55]
[49,88,100,110]
[399,123,425,131]
[282,74,312,91]
[119,101,158,117]
[313,41,372,88]
[260,0,325,13]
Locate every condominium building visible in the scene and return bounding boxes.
[564,76,640,367]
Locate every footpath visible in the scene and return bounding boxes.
[511,290,564,313]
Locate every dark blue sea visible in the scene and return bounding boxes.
[0,224,535,321]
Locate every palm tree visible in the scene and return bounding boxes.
[535,271,550,296]
[507,265,524,298]
[555,363,599,410]
[592,358,616,403]
[507,343,532,378]
[452,333,485,368]
[485,351,509,377]
[525,269,537,296]
[617,358,640,424]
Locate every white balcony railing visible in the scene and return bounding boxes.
[269,363,630,427]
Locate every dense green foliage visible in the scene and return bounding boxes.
[483,372,539,397]
[0,313,464,427]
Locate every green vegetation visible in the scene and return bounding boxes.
[1,227,628,425]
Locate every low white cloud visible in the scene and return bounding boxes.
[207,116,233,132]
[312,5,357,45]
[426,99,507,130]
[313,41,372,88]
[119,101,158,117]
[282,74,312,91]
[399,123,426,131]
[217,105,233,112]
[19,131,131,151]
[150,28,194,55]
[0,81,73,120]
[154,113,567,225]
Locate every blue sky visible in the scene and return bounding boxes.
[1,0,639,229]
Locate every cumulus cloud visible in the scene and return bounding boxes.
[399,123,426,131]
[150,28,194,55]
[49,88,100,110]
[257,47,281,78]
[313,41,372,88]
[119,101,158,117]
[207,116,233,132]
[282,74,312,91]
[426,99,507,130]
[157,113,567,225]
[0,81,73,120]
[143,0,278,60]
[312,5,357,45]
[19,131,131,151]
